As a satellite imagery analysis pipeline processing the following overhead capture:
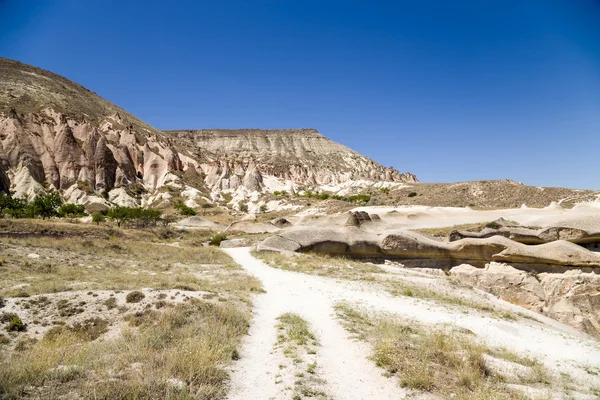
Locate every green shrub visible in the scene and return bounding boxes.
[201,203,214,209]
[485,221,502,229]
[348,194,371,204]
[260,204,268,212]
[7,314,26,332]
[239,203,248,213]
[379,187,390,194]
[174,201,197,216]
[125,291,145,303]
[209,233,227,246]
[407,192,417,197]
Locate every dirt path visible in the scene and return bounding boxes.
[224,248,600,399]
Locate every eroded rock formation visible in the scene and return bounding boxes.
[452,263,600,338]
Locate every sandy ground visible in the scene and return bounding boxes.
[224,247,600,400]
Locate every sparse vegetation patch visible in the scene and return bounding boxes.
[334,302,556,399]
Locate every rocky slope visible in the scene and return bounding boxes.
[0,58,416,208]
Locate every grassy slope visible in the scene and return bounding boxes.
[0,220,262,399]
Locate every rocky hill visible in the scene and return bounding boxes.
[165,128,417,192]
[0,58,416,209]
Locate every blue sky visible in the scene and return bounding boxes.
[1,1,599,189]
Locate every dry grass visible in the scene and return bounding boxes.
[0,300,249,399]
[333,302,552,399]
[274,313,327,399]
[277,313,318,348]
[252,250,382,280]
[0,236,263,299]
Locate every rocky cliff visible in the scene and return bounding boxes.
[0,58,416,207]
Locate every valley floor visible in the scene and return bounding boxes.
[225,247,600,400]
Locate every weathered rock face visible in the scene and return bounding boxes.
[0,58,417,202]
[165,128,418,192]
[0,108,184,198]
[451,263,600,338]
[0,58,187,200]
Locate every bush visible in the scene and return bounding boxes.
[125,291,145,303]
[201,203,214,209]
[260,204,268,212]
[239,203,248,213]
[407,192,417,198]
[209,233,227,246]
[104,297,117,310]
[347,194,371,204]
[380,187,390,194]
[485,221,502,230]
[175,201,197,216]
[273,190,288,197]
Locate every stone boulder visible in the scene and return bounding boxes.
[450,263,545,311]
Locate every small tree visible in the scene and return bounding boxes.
[0,194,12,215]
[92,213,106,225]
[0,194,28,218]
[58,203,87,218]
[239,203,248,213]
[32,192,63,219]
[260,204,268,213]
[107,206,131,228]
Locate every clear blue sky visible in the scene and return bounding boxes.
[1,1,599,189]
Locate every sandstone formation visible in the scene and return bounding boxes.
[451,263,600,338]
